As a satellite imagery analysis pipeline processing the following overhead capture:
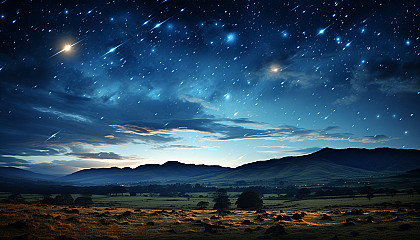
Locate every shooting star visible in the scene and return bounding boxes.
[317,24,333,35]
[102,40,130,57]
[289,4,300,12]
[150,17,172,31]
[45,130,61,142]
[49,38,86,58]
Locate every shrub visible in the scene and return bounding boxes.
[236,189,263,210]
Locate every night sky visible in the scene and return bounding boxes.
[1,0,419,175]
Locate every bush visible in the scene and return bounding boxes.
[236,189,263,210]
[74,196,93,206]
[197,201,209,209]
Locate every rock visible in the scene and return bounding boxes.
[241,219,253,225]
[320,214,333,220]
[65,217,79,222]
[120,211,133,218]
[343,218,355,226]
[365,216,374,223]
[265,224,286,235]
[146,221,155,226]
[255,209,266,214]
[275,215,291,221]
[343,209,364,216]
[291,213,302,220]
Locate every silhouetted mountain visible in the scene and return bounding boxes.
[59,161,230,185]
[191,147,420,185]
[55,148,420,185]
[3,148,420,186]
[0,167,56,182]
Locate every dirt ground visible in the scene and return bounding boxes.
[0,196,419,240]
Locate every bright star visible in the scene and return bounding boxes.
[226,33,236,43]
[270,64,281,73]
[49,38,85,58]
[63,44,72,52]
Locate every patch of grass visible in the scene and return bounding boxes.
[0,193,419,239]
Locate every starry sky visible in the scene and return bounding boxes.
[0,0,419,175]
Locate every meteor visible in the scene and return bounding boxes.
[45,130,61,142]
[49,38,85,58]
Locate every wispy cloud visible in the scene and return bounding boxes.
[34,107,92,123]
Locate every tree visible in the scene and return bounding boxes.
[213,189,231,210]
[236,189,263,210]
[197,201,209,209]
[110,186,127,196]
[6,193,26,203]
[74,195,93,206]
[296,188,311,199]
[367,193,374,201]
[54,193,74,205]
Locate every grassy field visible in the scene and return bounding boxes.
[0,193,419,239]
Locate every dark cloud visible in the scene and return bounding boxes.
[67,151,124,160]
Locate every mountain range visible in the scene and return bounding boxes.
[1,148,419,186]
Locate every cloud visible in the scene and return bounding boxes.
[0,155,30,166]
[153,144,216,150]
[257,146,322,158]
[336,57,420,105]
[333,94,359,106]
[34,107,92,123]
[349,135,392,143]
[180,95,219,110]
[67,151,124,160]
[26,162,80,175]
[111,118,391,144]
[51,159,115,169]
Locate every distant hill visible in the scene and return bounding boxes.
[59,161,230,185]
[55,147,420,186]
[0,167,57,182]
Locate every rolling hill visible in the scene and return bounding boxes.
[56,147,420,185]
[0,167,57,183]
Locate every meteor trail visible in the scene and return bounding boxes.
[150,17,172,31]
[102,40,130,56]
[45,130,61,142]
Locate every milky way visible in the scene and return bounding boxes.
[0,0,419,174]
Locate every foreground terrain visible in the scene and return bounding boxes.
[0,194,419,239]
